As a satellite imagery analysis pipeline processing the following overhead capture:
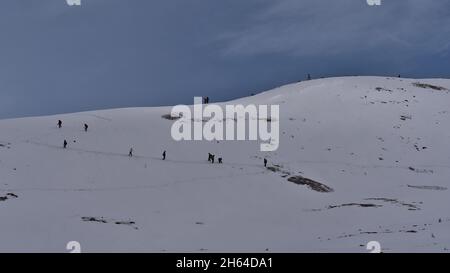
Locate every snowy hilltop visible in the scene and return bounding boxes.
[1,76,450,252]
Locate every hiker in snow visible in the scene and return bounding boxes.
[218,157,223,164]
[58,120,62,128]
[307,74,311,81]
[162,150,166,160]
[210,154,215,164]
[264,158,268,168]
[208,153,212,162]
[129,148,133,157]
[84,123,88,132]
[63,139,68,149]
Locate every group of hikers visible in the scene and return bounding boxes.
[57,119,269,167]
[59,120,87,149]
[58,120,88,132]
[207,153,223,164]
[128,148,166,161]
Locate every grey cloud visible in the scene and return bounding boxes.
[220,0,450,57]
[0,0,448,119]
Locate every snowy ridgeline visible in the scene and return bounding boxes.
[1,76,450,252]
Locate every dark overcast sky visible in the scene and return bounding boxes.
[0,0,449,118]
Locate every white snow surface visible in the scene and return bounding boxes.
[1,76,450,252]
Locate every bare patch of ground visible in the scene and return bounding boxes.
[287,176,334,193]
[323,218,450,245]
[327,203,381,210]
[364,198,421,211]
[407,167,434,174]
[82,216,138,230]
[266,164,291,177]
[82,216,108,223]
[413,82,448,91]
[0,193,18,202]
[375,87,393,93]
[400,114,412,121]
[114,220,137,228]
[407,185,447,191]
[161,114,182,120]
[0,142,11,149]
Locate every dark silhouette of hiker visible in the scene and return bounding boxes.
[218,158,222,164]
[129,148,133,157]
[264,158,268,167]
[307,74,311,81]
[58,120,62,128]
[162,150,166,160]
[63,140,68,149]
[84,123,88,132]
[208,153,212,162]
[211,154,215,164]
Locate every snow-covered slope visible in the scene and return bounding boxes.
[1,76,450,252]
